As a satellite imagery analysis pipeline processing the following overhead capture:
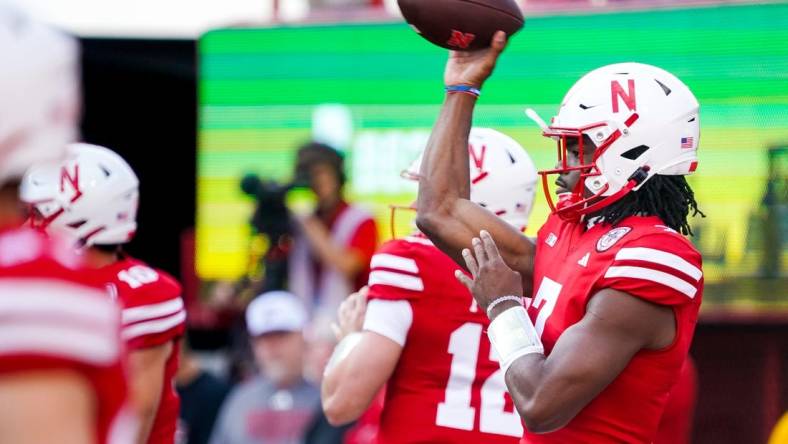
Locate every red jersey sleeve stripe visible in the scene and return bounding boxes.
[0,323,120,365]
[121,309,185,341]
[121,297,184,324]
[368,270,424,291]
[371,254,420,274]
[604,266,698,298]
[614,247,702,281]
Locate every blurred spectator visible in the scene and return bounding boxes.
[176,342,231,444]
[289,143,378,321]
[209,292,319,444]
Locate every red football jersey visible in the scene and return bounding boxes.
[367,235,523,444]
[0,227,132,444]
[524,214,703,443]
[97,257,186,444]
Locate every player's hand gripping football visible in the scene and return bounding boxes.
[455,230,523,314]
[332,287,368,341]
[444,31,508,89]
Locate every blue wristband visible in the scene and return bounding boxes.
[445,85,481,97]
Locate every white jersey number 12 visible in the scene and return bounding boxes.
[436,322,524,437]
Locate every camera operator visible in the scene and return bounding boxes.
[289,142,378,319]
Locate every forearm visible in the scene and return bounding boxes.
[321,358,371,425]
[135,407,159,444]
[132,376,163,444]
[504,354,570,434]
[419,93,476,200]
[128,344,170,444]
[487,292,652,434]
[415,95,535,286]
[322,334,397,425]
[485,300,564,432]
[416,93,475,230]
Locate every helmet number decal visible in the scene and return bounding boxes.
[60,165,83,203]
[611,79,637,113]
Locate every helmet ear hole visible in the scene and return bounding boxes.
[621,145,650,160]
[67,220,87,229]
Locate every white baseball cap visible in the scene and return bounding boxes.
[246,291,308,337]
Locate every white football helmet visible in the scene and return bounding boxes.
[21,143,139,247]
[0,5,80,186]
[405,127,538,231]
[534,62,700,220]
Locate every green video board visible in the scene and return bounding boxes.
[198,3,788,308]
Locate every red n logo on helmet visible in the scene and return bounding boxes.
[447,30,476,49]
[60,164,83,203]
[468,143,489,184]
[611,79,636,113]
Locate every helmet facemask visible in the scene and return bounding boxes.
[538,113,651,221]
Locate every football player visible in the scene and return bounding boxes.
[417,32,704,443]
[22,143,186,444]
[0,7,132,444]
[321,127,538,443]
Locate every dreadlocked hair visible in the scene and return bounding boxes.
[598,175,705,236]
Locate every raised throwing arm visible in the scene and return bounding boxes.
[416,31,536,295]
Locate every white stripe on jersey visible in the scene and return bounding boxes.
[371,254,419,274]
[403,236,433,246]
[368,270,425,292]
[615,247,702,281]
[122,297,184,325]
[0,323,119,365]
[0,279,117,327]
[121,309,186,341]
[604,266,698,298]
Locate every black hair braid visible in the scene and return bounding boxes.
[598,175,705,236]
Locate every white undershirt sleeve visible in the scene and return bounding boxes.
[362,299,414,347]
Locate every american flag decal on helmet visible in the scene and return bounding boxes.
[681,137,694,149]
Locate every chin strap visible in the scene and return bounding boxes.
[553,166,651,221]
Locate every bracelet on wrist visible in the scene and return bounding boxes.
[445,84,481,97]
[486,295,523,319]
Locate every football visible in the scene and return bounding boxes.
[397,0,524,51]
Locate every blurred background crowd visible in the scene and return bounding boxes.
[11,0,787,443]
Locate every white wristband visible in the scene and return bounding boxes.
[486,295,523,319]
[324,332,363,375]
[487,306,544,375]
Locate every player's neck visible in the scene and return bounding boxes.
[82,247,120,269]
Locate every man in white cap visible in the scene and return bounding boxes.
[210,291,319,444]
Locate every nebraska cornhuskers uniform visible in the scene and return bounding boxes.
[365,235,523,444]
[524,214,703,443]
[97,256,186,444]
[0,228,131,444]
